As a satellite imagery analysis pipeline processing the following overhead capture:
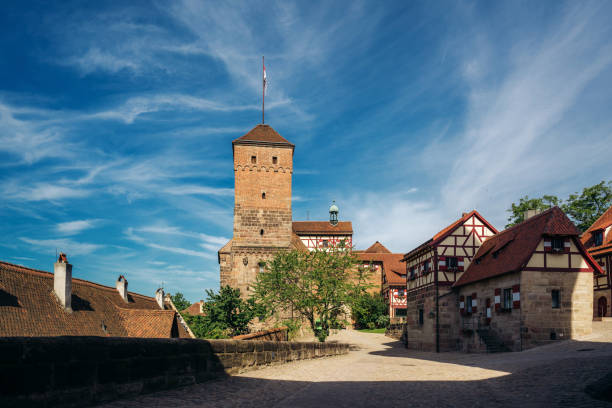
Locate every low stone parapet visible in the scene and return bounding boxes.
[233,326,288,341]
[386,323,406,341]
[0,336,349,408]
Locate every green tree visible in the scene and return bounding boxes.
[170,292,191,312]
[352,292,389,329]
[562,181,612,232]
[181,286,259,339]
[506,195,560,228]
[253,243,371,342]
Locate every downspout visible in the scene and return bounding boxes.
[434,250,439,353]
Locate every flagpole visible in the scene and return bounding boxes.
[262,55,265,124]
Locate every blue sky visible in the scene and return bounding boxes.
[1,1,611,302]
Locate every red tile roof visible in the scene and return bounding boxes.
[0,260,190,338]
[581,205,612,254]
[357,253,405,286]
[363,241,391,253]
[454,207,599,287]
[232,124,294,147]
[183,301,205,316]
[292,221,353,235]
[404,210,498,260]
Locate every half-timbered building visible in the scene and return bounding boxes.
[453,207,600,352]
[292,215,353,251]
[581,204,612,318]
[403,210,497,351]
[355,241,406,317]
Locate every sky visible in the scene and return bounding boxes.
[1,1,611,302]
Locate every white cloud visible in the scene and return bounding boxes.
[164,185,233,197]
[19,237,103,255]
[146,242,215,260]
[57,219,99,235]
[4,183,91,202]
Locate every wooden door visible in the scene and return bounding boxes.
[598,296,608,317]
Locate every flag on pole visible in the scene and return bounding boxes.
[263,63,268,95]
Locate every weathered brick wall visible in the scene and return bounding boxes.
[0,336,349,408]
[233,326,288,341]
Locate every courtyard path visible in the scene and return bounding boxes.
[100,325,612,407]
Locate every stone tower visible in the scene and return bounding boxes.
[218,124,299,295]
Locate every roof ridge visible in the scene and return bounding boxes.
[494,206,556,238]
[0,259,156,301]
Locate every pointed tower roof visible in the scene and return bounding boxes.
[232,124,294,149]
[363,241,392,253]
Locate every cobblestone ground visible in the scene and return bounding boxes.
[100,323,612,407]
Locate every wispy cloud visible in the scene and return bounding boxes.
[19,237,103,255]
[56,219,100,235]
[164,185,233,197]
[4,183,91,202]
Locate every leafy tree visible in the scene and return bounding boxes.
[181,286,259,339]
[253,243,371,342]
[506,195,560,228]
[170,292,191,312]
[352,292,389,329]
[562,181,612,232]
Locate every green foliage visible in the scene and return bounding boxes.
[170,292,191,312]
[182,286,258,339]
[561,181,612,232]
[281,319,302,341]
[352,292,389,329]
[253,241,371,342]
[506,195,560,228]
[506,181,612,231]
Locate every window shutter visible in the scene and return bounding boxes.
[459,295,465,315]
[563,238,571,253]
[458,257,465,271]
[471,292,477,313]
[512,284,520,309]
[485,298,492,324]
[439,256,447,271]
[494,288,501,312]
[543,239,552,253]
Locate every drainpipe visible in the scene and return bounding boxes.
[434,251,439,353]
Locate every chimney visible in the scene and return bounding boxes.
[155,288,165,309]
[523,209,542,221]
[54,253,72,311]
[200,300,204,314]
[116,275,128,303]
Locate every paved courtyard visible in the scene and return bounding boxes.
[100,323,612,407]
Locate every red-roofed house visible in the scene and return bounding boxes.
[581,204,612,317]
[452,207,600,352]
[0,256,191,338]
[403,210,497,351]
[356,242,406,318]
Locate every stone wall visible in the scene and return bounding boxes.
[0,336,349,408]
[521,269,592,349]
[405,285,457,351]
[233,326,288,341]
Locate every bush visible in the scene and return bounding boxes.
[352,293,388,329]
[282,319,302,341]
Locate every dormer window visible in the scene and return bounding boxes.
[551,237,564,252]
[272,156,278,164]
[251,155,257,164]
[594,230,604,246]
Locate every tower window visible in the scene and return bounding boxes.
[251,155,256,164]
[272,156,278,164]
[260,229,264,236]
[262,192,266,199]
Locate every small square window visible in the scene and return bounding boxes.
[447,257,458,268]
[551,237,564,252]
[322,240,329,248]
[552,290,560,308]
[251,156,257,164]
[272,156,278,164]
